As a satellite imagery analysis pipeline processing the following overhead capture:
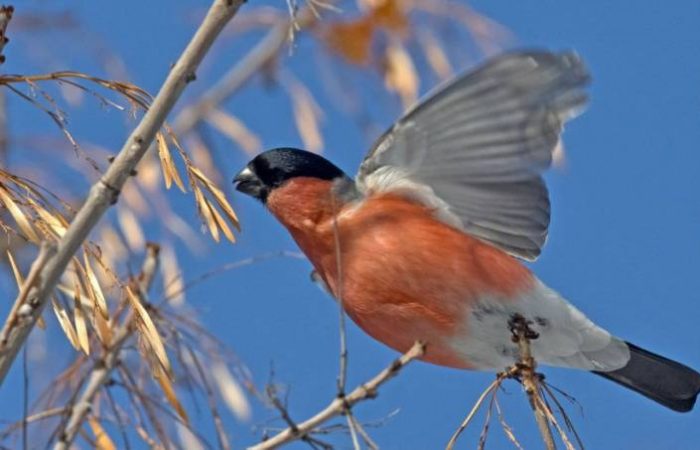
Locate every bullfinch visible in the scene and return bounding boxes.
[233,51,700,412]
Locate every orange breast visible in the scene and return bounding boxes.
[268,182,533,368]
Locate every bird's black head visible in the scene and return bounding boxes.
[233,148,348,203]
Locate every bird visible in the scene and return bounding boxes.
[233,50,700,412]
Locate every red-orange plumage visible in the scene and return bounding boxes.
[267,177,534,368]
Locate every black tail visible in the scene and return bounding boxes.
[593,342,700,412]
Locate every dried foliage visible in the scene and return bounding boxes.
[2,243,255,449]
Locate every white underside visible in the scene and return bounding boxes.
[449,278,630,371]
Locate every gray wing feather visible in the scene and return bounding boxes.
[357,51,589,260]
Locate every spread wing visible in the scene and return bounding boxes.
[357,51,590,261]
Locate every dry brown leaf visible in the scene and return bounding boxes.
[51,297,80,350]
[0,184,40,243]
[289,81,324,153]
[156,366,189,424]
[71,266,112,347]
[205,109,261,156]
[193,186,219,242]
[6,250,23,288]
[209,202,235,243]
[325,18,374,65]
[156,132,172,190]
[156,131,186,192]
[325,0,406,65]
[371,0,408,33]
[190,167,240,232]
[73,283,90,355]
[87,416,117,450]
[55,284,87,309]
[384,41,419,109]
[126,286,171,374]
[94,308,112,347]
[82,253,109,319]
[212,362,251,421]
[28,199,68,238]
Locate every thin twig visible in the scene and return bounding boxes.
[329,194,349,397]
[116,366,172,448]
[542,382,585,449]
[445,376,503,450]
[159,250,304,305]
[186,345,232,450]
[0,408,65,441]
[344,413,361,450]
[330,191,366,448]
[104,386,132,450]
[536,394,577,450]
[0,0,244,387]
[476,386,497,450]
[249,341,426,450]
[494,396,524,450]
[351,415,380,450]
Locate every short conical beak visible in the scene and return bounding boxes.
[233,166,268,202]
[233,166,254,186]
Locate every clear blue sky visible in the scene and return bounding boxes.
[1,1,699,449]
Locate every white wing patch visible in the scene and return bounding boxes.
[358,165,464,230]
[449,279,630,371]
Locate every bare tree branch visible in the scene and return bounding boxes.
[249,341,426,450]
[53,243,160,450]
[0,0,244,386]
